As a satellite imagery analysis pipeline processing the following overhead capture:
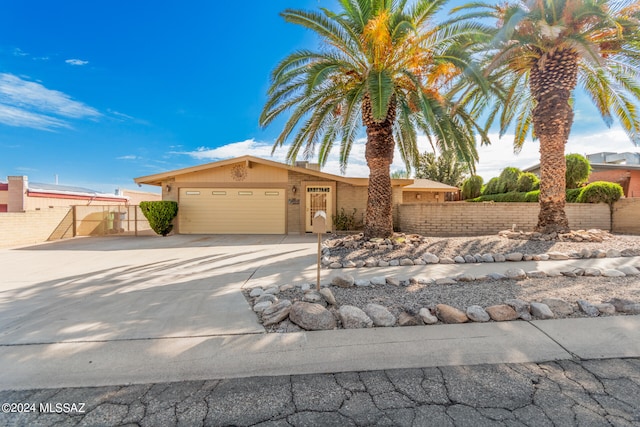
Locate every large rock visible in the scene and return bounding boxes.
[530,302,554,319]
[319,288,337,305]
[526,271,547,278]
[505,252,523,262]
[370,276,387,286]
[466,305,490,322]
[618,266,640,276]
[504,268,527,280]
[505,299,532,321]
[436,304,468,324]
[481,254,495,263]
[255,293,278,305]
[303,291,324,304]
[331,274,355,288]
[397,312,422,326]
[355,279,371,287]
[435,277,457,285]
[456,273,475,282]
[577,300,599,317]
[547,252,569,260]
[262,300,293,326]
[364,304,396,327]
[602,269,625,277]
[399,258,414,266]
[594,303,615,315]
[289,302,337,330]
[607,298,635,311]
[454,256,466,263]
[419,308,438,324]
[338,305,373,329]
[439,257,455,264]
[253,301,273,313]
[493,253,506,262]
[485,304,518,321]
[584,268,602,277]
[606,248,621,258]
[423,253,439,264]
[541,298,575,316]
[463,254,476,263]
[249,288,264,297]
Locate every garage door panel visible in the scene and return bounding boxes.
[179,188,285,234]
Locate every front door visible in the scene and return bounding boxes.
[305,186,332,232]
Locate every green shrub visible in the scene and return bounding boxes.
[576,181,623,205]
[517,172,540,192]
[140,201,178,236]
[565,153,591,189]
[565,188,582,203]
[524,190,540,202]
[483,177,502,195]
[498,167,522,193]
[461,175,483,199]
[467,189,584,203]
[332,207,358,231]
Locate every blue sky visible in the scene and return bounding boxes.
[1,0,639,194]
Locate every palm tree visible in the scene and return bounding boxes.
[260,0,488,238]
[455,0,640,234]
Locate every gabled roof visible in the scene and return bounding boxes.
[401,178,459,191]
[134,155,414,187]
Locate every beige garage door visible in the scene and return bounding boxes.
[179,188,285,234]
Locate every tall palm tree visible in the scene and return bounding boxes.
[455,0,640,234]
[260,0,488,238]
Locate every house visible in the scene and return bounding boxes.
[0,175,160,212]
[133,155,458,235]
[523,152,640,197]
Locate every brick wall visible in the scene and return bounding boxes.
[399,202,611,236]
[612,198,640,234]
[0,207,71,247]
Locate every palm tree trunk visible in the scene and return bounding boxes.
[363,94,396,239]
[530,48,578,234]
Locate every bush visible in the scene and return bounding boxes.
[483,177,502,195]
[576,181,623,205]
[140,201,178,236]
[461,175,483,199]
[517,172,540,192]
[565,153,591,189]
[467,189,583,203]
[498,167,522,193]
[332,207,358,231]
[565,188,582,203]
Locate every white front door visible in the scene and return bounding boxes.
[305,186,332,232]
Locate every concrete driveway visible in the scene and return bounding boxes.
[0,234,319,345]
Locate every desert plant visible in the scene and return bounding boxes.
[332,208,358,231]
[577,182,623,205]
[565,154,591,189]
[517,172,540,193]
[140,201,178,236]
[498,167,522,193]
[461,175,483,200]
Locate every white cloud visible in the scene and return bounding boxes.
[65,59,89,66]
[13,48,28,57]
[117,155,138,160]
[0,73,100,130]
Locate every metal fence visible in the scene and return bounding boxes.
[73,205,154,237]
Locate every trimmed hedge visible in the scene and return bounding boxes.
[140,201,178,236]
[576,181,623,205]
[461,175,483,200]
[468,189,587,203]
[517,172,540,192]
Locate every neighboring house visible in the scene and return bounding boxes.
[523,152,640,197]
[0,175,160,212]
[134,155,459,235]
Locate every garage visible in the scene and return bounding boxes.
[179,188,286,234]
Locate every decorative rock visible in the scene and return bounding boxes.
[249,288,264,297]
[389,259,400,267]
[364,258,378,267]
[329,262,343,269]
[456,273,475,282]
[538,254,550,261]
[262,300,293,326]
[411,276,434,285]
[572,268,585,276]
[370,276,386,286]
[621,248,638,257]
[454,256,466,263]
[481,254,495,263]
[577,300,599,317]
[532,255,541,261]
[504,268,527,280]
[355,260,366,268]
[397,312,422,326]
[466,305,490,322]
[253,301,273,313]
[547,252,569,260]
[399,258,414,266]
[422,253,439,264]
[355,279,371,287]
[264,287,279,295]
[602,269,625,278]
[523,254,533,261]
[594,303,615,315]
[526,271,547,278]
[464,254,476,263]
[485,304,518,321]
[364,304,396,327]
[338,305,373,329]
[505,252,523,261]
[618,266,640,276]
[436,304,468,323]
[473,254,484,263]
[439,257,455,264]
[413,259,426,265]
[275,319,303,333]
[487,273,507,280]
[385,277,400,286]
[319,288,336,305]
[620,303,640,314]
[594,249,607,258]
[541,298,575,316]
[584,268,602,277]
[608,298,635,312]
[255,293,278,305]
[279,284,294,292]
[378,260,390,267]
[331,274,355,288]
[343,260,357,268]
[560,270,577,278]
[419,308,438,324]
[530,302,554,319]
[606,248,621,258]
[505,299,531,321]
[435,277,457,285]
[493,254,506,262]
[289,302,337,331]
[303,291,325,304]
[579,248,592,259]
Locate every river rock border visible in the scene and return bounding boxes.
[245,265,640,332]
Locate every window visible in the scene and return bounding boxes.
[185,191,200,195]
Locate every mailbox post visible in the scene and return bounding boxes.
[312,211,327,291]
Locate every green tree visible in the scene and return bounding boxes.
[390,169,410,179]
[565,153,591,189]
[461,175,483,199]
[261,0,488,238]
[456,0,640,233]
[497,167,522,193]
[414,151,470,187]
[517,172,540,192]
